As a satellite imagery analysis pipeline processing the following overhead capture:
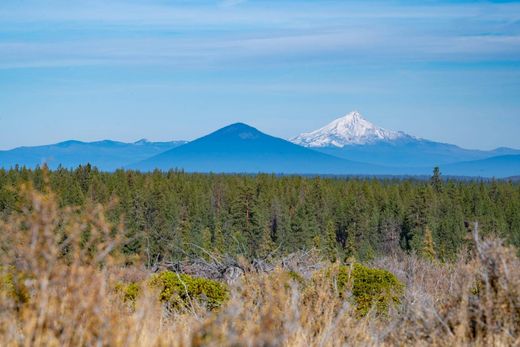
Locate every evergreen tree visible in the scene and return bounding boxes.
[345,236,357,262]
[403,186,431,252]
[201,227,213,257]
[257,223,276,258]
[422,227,436,261]
[213,222,226,254]
[230,181,259,256]
[431,166,442,193]
[324,219,338,262]
[288,205,308,252]
[0,167,518,262]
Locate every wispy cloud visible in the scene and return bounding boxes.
[0,0,520,69]
[219,0,247,8]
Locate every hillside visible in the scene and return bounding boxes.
[130,123,384,174]
[441,155,520,178]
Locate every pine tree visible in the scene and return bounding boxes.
[431,166,442,193]
[345,236,357,263]
[231,181,259,256]
[258,223,276,258]
[201,227,213,258]
[213,222,225,254]
[403,186,431,252]
[178,207,192,255]
[324,220,338,262]
[288,204,311,252]
[422,226,436,261]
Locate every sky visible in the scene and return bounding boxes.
[1,0,520,150]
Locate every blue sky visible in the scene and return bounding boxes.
[1,0,520,150]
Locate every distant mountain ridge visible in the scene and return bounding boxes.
[442,155,520,178]
[0,139,187,171]
[0,115,519,178]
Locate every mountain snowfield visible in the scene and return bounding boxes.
[291,111,411,147]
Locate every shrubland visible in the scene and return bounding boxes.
[0,169,519,346]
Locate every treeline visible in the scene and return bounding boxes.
[0,165,519,263]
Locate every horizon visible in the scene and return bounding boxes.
[1,112,520,152]
[1,0,520,151]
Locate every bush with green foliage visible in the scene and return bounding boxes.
[286,270,306,286]
[149,271,229,311]
[0,266,30,305]
[336,263,404,316]
[114,282,141,306]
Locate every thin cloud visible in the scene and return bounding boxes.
[0,0,519,69]
[220,0,247,8]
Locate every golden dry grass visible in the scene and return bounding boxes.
[1,186,519,346]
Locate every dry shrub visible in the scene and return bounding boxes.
[1,185,520,346]
[373,239,520,346]
[0,185,180,346]
[189,266,405,346]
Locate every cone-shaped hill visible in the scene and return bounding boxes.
[129,123,383,174]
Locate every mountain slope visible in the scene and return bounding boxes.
[292,111,520,168]
[316,139,514,167]
[441,155,520,178]
[130,123,385,174]
[0,139,186,171]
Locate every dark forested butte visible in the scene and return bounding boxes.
[1,112,519,178]
[1,166,519,263]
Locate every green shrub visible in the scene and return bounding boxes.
[0,266,30,305]
[287,271,305,286]
[337,263,404,316]
[149,272,229,311]
[115,282,141,306]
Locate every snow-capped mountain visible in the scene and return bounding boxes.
[290,111,520,169]
[291,111,410,147]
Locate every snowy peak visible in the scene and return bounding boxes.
[291,111,409,147]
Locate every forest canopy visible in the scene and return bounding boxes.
[0,165,518,264]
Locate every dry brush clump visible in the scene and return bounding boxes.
[372,236,520,346]
[1,185,520,346]
[0,184,180,346]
